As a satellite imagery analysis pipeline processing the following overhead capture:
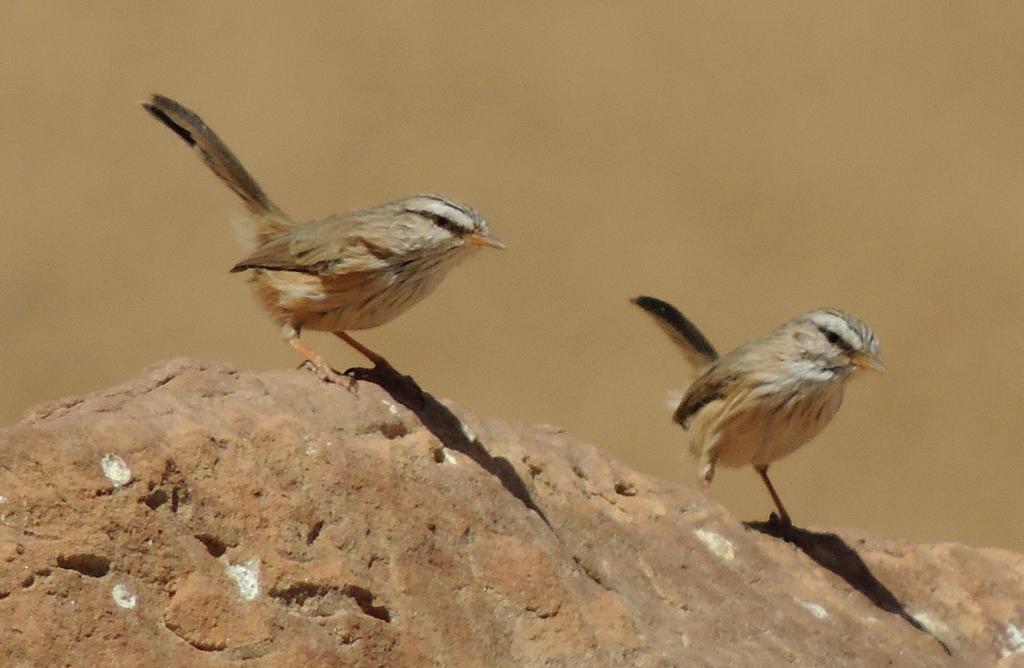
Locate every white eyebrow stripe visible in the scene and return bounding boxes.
[404,196,479,232]
[809,310,865,352]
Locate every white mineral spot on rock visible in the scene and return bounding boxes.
[664,389,684,411]
[112,584,137,609]
[100,454,131,487]
[380,399,399,416]
[0,495,7,504]
[1001,622,1024,657]
[442,449,458,465]
[694,528,735,561]
[796,598,829,620]
[460,421,476,442]
[226,558,261,601]
[911,610,953,642]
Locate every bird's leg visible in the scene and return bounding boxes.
[698,451,717,491]
[755,465,793,531]
[289,337,343,383]
[334,331,390,368]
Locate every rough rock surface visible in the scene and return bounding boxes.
[1,358,1022,667]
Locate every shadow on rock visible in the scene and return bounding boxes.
[747,519,952,656]
[344,361,553,531]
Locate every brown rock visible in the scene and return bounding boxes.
[0,358,1021,666]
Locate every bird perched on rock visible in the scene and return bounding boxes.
[142,94,503,381]
[633,296,884,528]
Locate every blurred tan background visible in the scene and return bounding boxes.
[2,2,1022,551]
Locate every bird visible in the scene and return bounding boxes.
[140,95,504,381]
[632,296,883,528]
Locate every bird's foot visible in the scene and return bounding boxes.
[298,359,347,386]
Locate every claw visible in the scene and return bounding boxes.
[298,358,345,385]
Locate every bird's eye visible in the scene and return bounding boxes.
[816,323,858,354]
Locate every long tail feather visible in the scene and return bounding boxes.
[632,295,719,369]
[142,94,287,223]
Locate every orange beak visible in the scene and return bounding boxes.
[851,352,886,373]
[465,232,506,249]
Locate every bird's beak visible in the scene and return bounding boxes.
[465,232,506,250]
[851,353,886,373]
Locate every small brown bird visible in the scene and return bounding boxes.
[142,95,503,379]
[633,296,883,528]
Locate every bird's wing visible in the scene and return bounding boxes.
[672,363,734,428]
[230,216,393,275]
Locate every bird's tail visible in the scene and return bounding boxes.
[142,94,292,242]
[632,296,719,370]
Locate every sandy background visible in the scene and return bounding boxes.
[2,2,1021,552]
